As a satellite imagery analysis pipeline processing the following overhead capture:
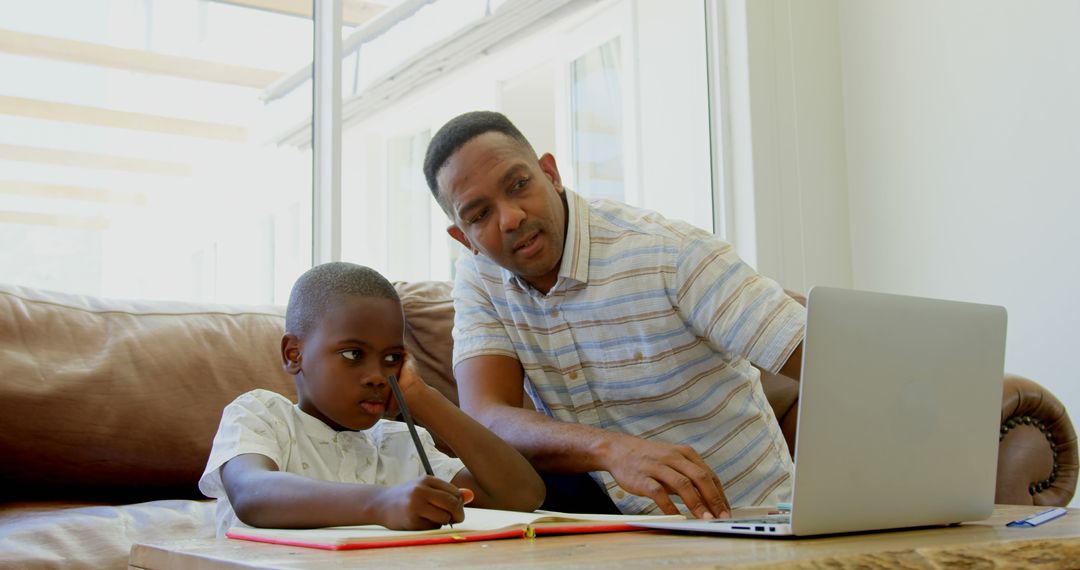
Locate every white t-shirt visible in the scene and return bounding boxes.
[198,389,465,536]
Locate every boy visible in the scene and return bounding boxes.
[199,262,545,536]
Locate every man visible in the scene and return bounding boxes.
[423,111,805,519]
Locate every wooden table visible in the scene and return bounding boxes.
[129,505,1080,569]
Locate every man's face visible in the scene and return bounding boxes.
[438,131,568,294]
[283,296,405,431]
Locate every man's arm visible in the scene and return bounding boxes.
[455,354,730,518]
[777,341,803,381]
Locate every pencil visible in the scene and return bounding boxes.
[386,374,449,526]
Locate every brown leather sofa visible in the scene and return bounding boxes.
[1,281,1075,568]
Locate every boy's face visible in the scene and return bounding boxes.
[283,295,405,431]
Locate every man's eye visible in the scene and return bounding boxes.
[513,176,530,190]
[383,353,403,364]
[341,350,362,361]
[468,209,489,224]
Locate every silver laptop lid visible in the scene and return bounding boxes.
[790,287,1007,535]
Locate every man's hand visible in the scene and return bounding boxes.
[372,475,468,530]
[604,434,730,519]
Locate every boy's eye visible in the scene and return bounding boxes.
[341,349,363,361]
[383,353,404,364]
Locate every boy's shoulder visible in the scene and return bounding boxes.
[230,388,293,409]
[225,389,297,423]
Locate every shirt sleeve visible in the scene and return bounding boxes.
[450,256,518,368]
[197,390,291,499]
[674,234,806,374]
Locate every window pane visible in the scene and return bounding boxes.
[385,129,432,282]
[0,0,313,304]
[571,38,625,202]
[331,1,710,280]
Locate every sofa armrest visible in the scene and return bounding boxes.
[996,374,1077,506]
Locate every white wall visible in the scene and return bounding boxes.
[836,0,1080,463]
[739,0,1080,502]
[731,0,1078,504]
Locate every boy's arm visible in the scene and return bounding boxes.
[397,357,545,513]
[453,354,730,519]
[219,454,466,529]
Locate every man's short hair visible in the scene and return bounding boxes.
[423,111,534,209]
[285,262,399,338]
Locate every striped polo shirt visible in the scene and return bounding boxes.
[451,190,805,514]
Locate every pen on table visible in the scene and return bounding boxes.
[1006,507,1067,528]
[386,374,451,527]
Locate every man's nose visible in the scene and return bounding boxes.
[499,204,526,233]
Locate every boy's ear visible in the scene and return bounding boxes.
[281,334,302,375]
[447,225,477,254]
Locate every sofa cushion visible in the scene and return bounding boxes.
[0,499,214,569]
[396,281,457,406]
[0,281,465,503]
[0,285,295,503]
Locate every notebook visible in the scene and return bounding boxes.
[633,286,1007,537]
[226,507,685,550]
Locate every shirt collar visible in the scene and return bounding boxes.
[562,189,591,287]
[292,403,374,444]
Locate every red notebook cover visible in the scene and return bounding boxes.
[224,508,679,551]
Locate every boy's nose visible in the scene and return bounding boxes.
[362,373,388,388]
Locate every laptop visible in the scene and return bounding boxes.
[633,286,1007,537]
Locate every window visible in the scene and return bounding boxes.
[0,0,314,304]
[571,38,625,202]
[328,0,712,280]
[3,0,718,297]
[385,129,432,282]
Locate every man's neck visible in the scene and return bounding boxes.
[522,190,571,295]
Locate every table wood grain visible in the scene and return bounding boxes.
[128,505,1080,569]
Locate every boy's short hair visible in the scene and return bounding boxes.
[285,262,399,338]
[422,110,535,210]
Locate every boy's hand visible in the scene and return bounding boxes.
[396,352,427,394]
[374,475,467,530]
[386,353,430,419]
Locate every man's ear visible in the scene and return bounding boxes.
[538,153,563,193]
[281,334,302,375]
[447,225,478,254]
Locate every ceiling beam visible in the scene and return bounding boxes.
[0,96,247,141]
[0,210,109,230]
[211,0,386,27]
[275,0,583,146]
[0,28,285,88]
[0,143,191,177]
[0,180,146,206]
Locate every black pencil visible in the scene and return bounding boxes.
[386,374,449,526]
